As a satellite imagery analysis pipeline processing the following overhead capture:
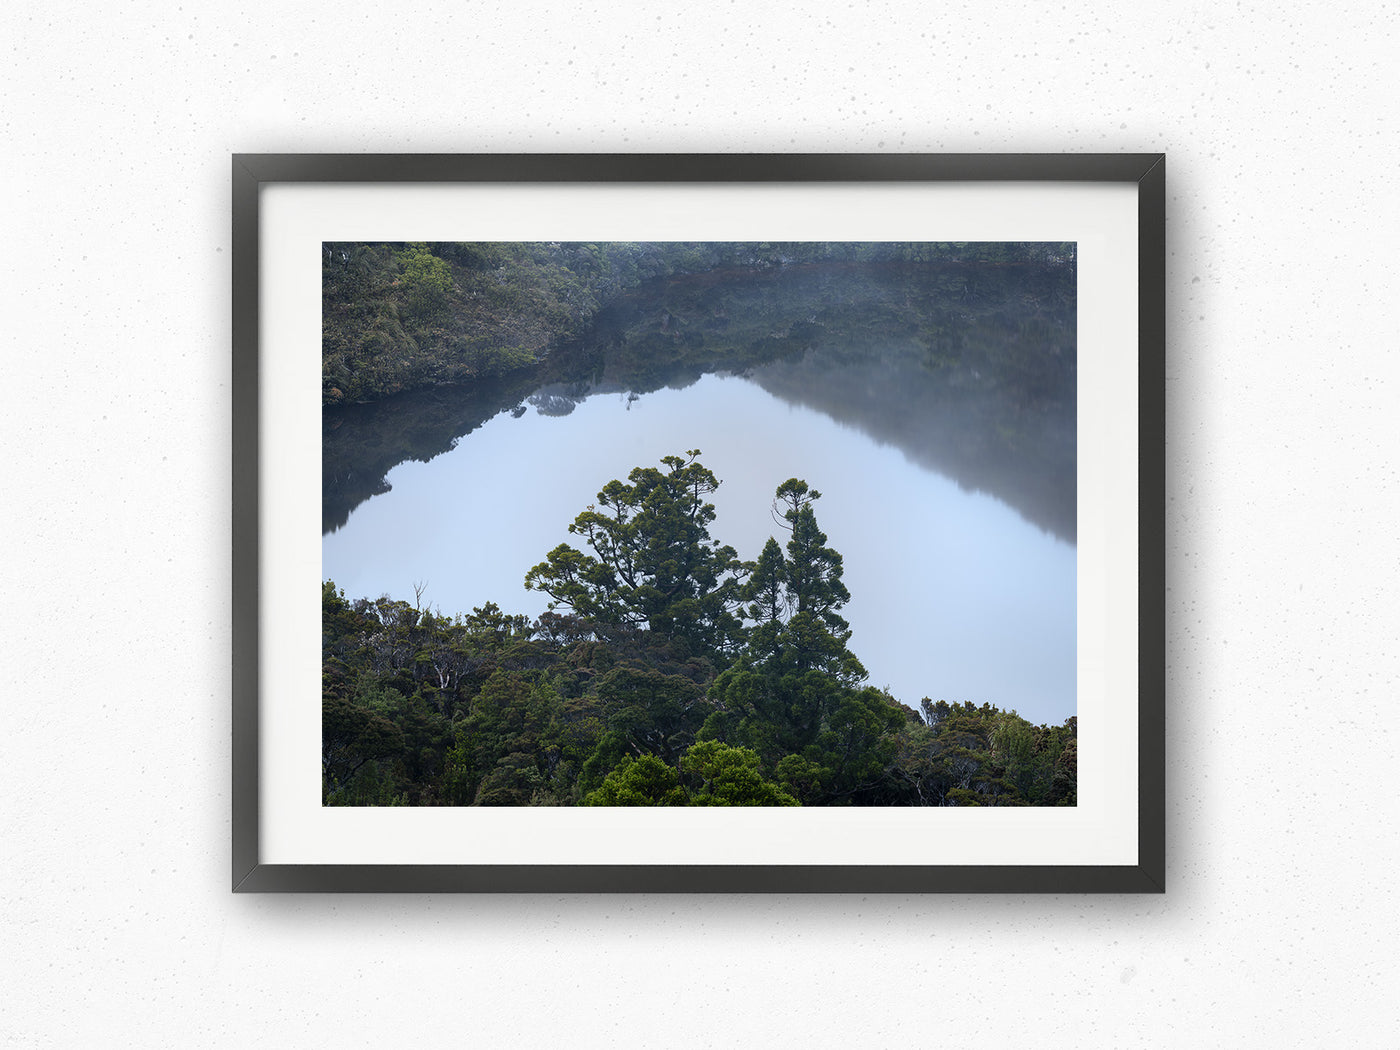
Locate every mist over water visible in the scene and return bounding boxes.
[322,260,1077,726]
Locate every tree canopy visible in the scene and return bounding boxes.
[523,450,746,657]
[322,454,1076,808]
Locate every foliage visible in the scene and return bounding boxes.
[322,240,1075,407]
[583,754,688,806]
[680,741,799,806]
[324,245,1077,543]
[523,451,746,657]
[321,245,1078,805]
[322,455,1075,807]
[397,243,454,319]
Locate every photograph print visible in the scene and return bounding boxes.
[320,240,1078,809]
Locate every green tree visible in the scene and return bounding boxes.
[397,242,453,318]
[583,753,688,806]
[740,537,787,663]
[524,451,745,657]
[884,700,1078,807]
[770,479,862,679]
[774,481,848,626]
[704,479,897,800]
[322,694,406,803]
[444,670,561,805]
[710,479,867,749]
[680,741,799,806]
[592,665,707,764]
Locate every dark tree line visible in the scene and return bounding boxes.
[323,452,1076,807]
[322,240,1075,406]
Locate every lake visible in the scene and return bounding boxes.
[323,261,1077,726]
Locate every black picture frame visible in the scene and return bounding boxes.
[232,153,1165,892]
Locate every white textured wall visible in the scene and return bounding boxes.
[4,1,1397,1045]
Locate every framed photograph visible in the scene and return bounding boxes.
[233,153,1164,891]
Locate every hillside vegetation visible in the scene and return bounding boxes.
[324,453,1077,807]
[322,240,1074,405]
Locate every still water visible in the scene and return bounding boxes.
[322,366,1076,726]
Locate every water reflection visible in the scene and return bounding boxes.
[322,261,1077,723]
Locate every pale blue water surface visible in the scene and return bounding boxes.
[323,372,1076,726]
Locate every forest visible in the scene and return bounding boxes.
[324,451,1077,807]
[322,240,1077,540]
[323,241,1077,806]
[321,239,1075,406]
